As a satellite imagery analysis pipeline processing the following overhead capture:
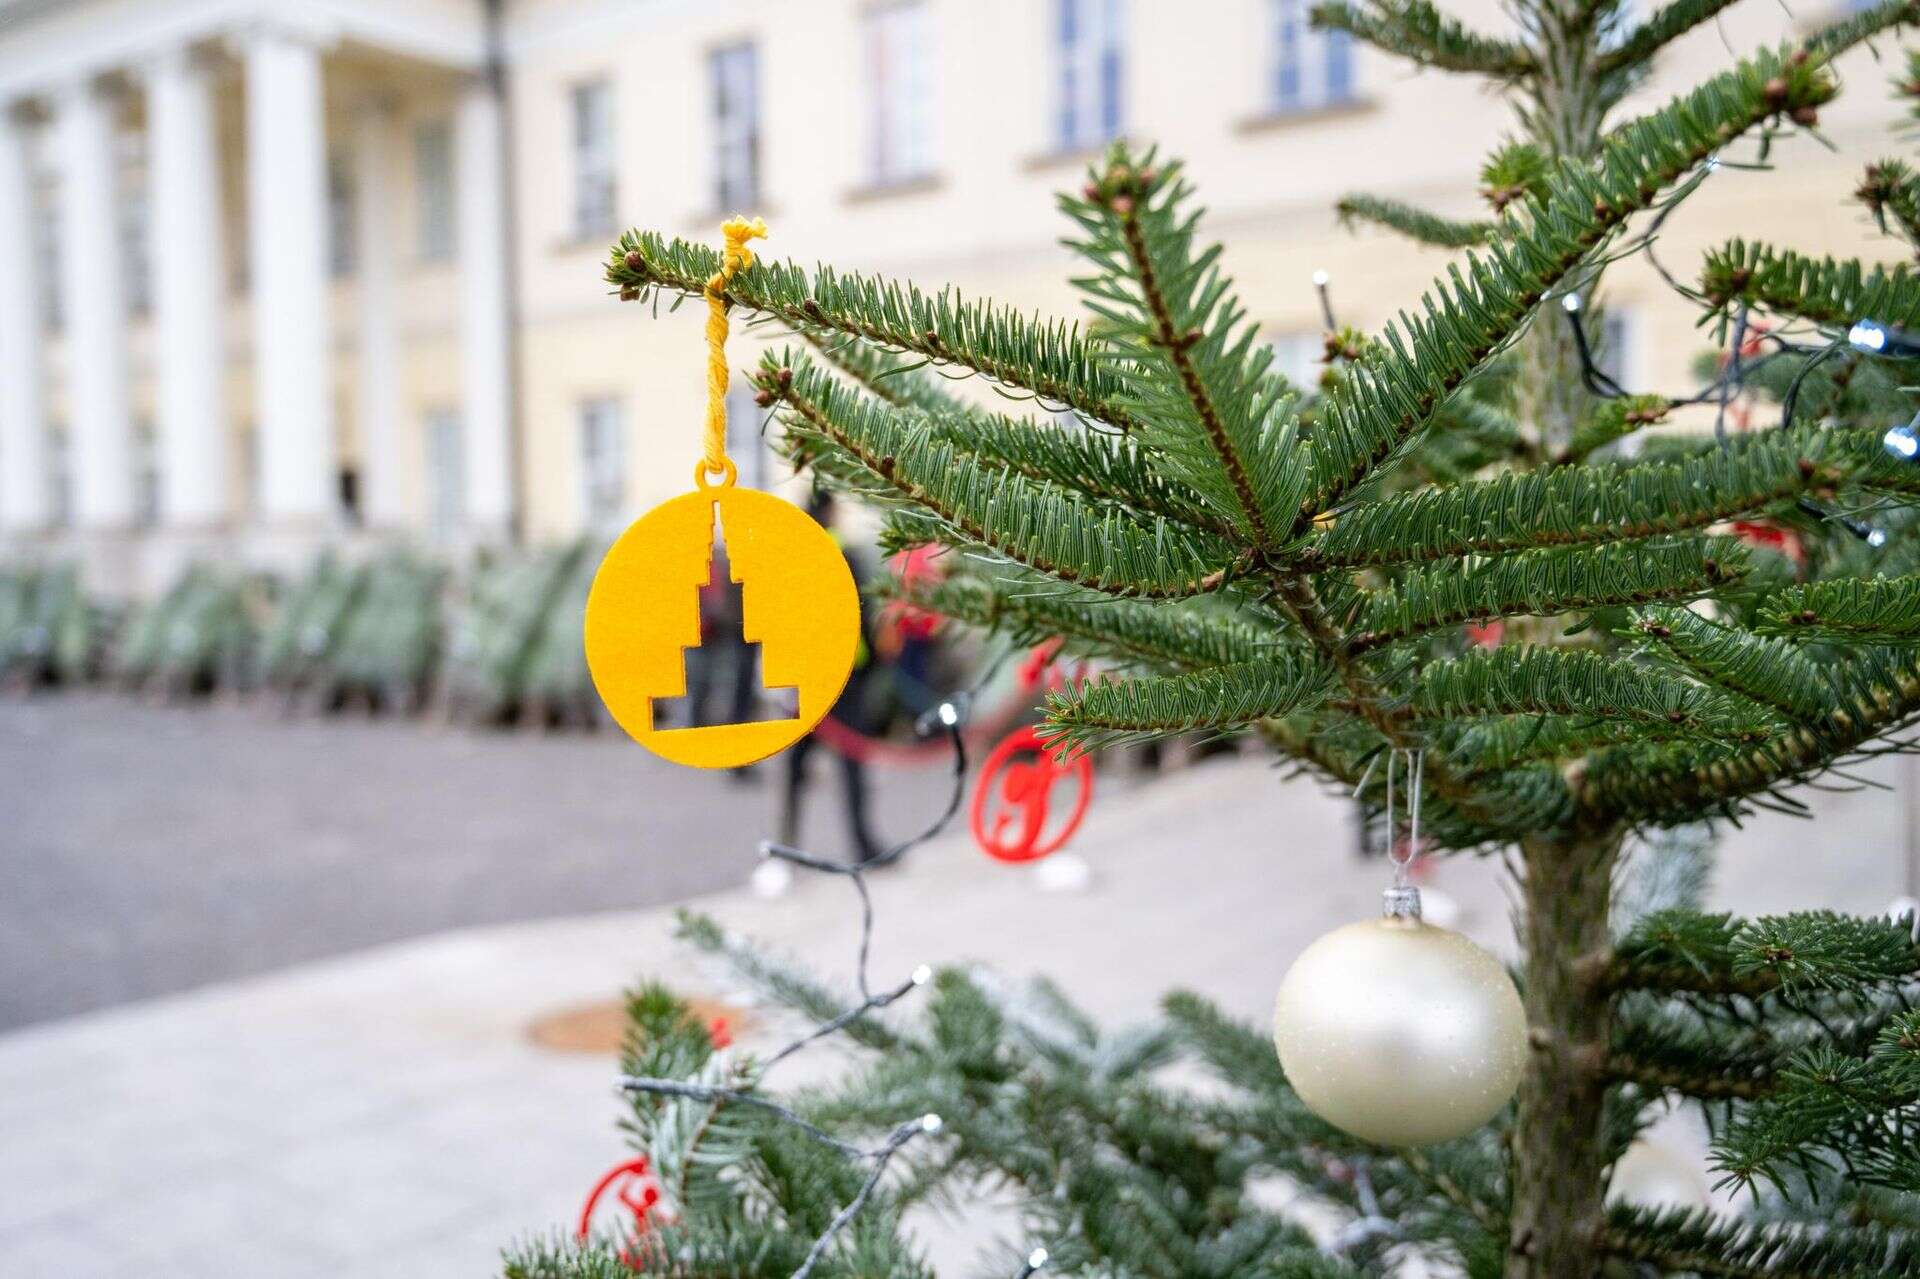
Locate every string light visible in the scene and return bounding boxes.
[619,708,1007,1278]
[1849,320,1888,353]
[1885,420,1919,460]
[1314,270,1338,331]
[1849,318,1920,358]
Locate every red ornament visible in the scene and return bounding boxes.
[1464,620,1505,649]
[970,724,1094,862]
[1731,519,1806,567]
[578,1154,660,1267]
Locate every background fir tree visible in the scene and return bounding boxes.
[512,1,1920,1275]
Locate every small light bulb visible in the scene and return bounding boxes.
[911,963,933,985]
[920,1113,944,1133]
[1705,153,1722,172]
[1561,293,1582,313]
[1868,527,1889,548]
[1027,1247,1051,1269]
[1850,320,1889,353]
[1885,424,1919,460]
[1311,269,1329,287]
[936,701,959,726]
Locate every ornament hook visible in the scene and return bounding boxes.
[1383,747,1424,921]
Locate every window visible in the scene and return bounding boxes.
[328,151,356,277]
[119,133,151,317]
[1272,0,1353,113]
[579,396,626,528]
[711,42,760,209]
[238,428,259,518]
[414,120,454,262]
[1267,332,1324,392]
[36,181,61,332]
[1055,0,1123,151]
[1598,307,1636,392]
[726,379,770,490]
[134,421,159,527]
[571,80,617,237]
[867,3,934,185]
[425,408,464,538]
[49,428,71,528]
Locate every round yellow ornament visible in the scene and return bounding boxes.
[584,463,861,769]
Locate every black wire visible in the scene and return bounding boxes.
[1779,338,1847,431]
[1562,302,1629,399]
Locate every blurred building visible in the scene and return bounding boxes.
[0,0,1903,594]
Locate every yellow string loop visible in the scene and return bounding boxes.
[702,215,768,484]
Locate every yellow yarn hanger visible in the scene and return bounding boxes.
[698,215,767,487]
[584,219,861,770]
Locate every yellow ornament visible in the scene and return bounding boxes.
[583,218,862,769]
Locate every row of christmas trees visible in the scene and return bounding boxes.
[0,545,606,726]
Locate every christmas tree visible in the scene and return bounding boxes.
[510,1,1920,1274]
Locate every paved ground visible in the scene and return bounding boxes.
[0,695,958,1029]
[1,729,1915,1277]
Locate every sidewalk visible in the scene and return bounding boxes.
[2,753,1911,1277]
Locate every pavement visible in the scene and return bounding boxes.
[1,716,1915,1276]
[0,695,956,1029]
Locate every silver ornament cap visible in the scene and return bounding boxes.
[1272,900,1526,1146]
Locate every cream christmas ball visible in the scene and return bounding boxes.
[1272,915,1526,1146]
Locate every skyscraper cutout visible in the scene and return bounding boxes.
[650,501,798,728]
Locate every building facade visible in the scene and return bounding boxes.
[0,0,1904,594]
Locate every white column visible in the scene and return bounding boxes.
[244,25,334,526]
[455,74,515,536]
[352,96,405,529]
[0,106,51,535]
[147,45,229,529]
[54,76,135,531]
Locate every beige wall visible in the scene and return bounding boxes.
[16,0,1907,562]
[501,0,1912,541]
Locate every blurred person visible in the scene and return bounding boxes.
[780,491,887,865]
[876,544,945,718]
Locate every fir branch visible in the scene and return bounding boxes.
[1410,646,1775,739]
[1446,712,1709,772]
[873,569,1271,673]
[1759,576,1920,644]
[607,230,1138,430]
[768,363,1236,599]
[1336,193,1496,249]
[1634,607,1833,724]
[1582,648,1920,824]
[1856,158,1920,254]
[799,331,968,415]
[1700,238,1920,330]
[1304,37,1850,526]
[1601,1202,1920,1275]
[1344,538,1749,653]
[1311,0,1534,76]
[1313,427,1912,569]
[1712,1014,1920,1195]
[1595,0,1745,77]
[1063,152,1305,549]
[1040,656,1333,753]
[770,348,1236,537]
[1558,393,1672,464]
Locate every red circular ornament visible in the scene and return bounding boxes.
[578,1154,660,1263]
[969,724,1094,863]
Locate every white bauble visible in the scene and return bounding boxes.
[1272,915,1526,1146]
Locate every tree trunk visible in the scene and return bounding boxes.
[1506,825,1623,1278]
